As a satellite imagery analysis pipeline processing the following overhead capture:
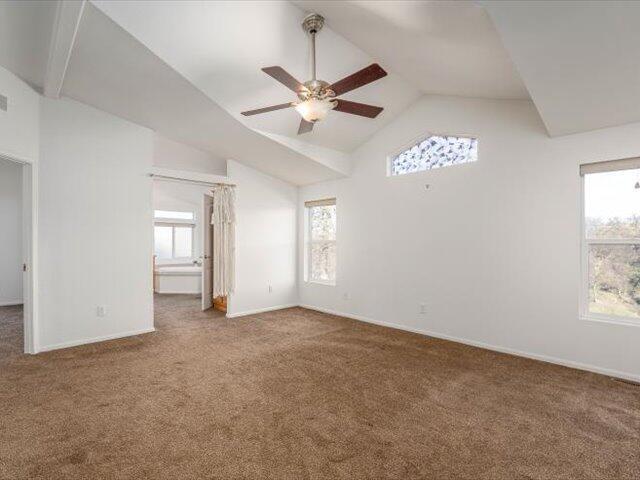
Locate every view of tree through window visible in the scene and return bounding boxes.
[390,135,478,176]
[584,168,640,319]
[307,202,336,284]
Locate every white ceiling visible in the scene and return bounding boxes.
[0,0,56,89]
[484,1,640,136]
[4,1,640,184]
[62,3,345,186]
[293,0,530,100]
[91,0,422,154]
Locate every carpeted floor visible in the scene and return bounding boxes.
[0,304,22,360]
[0,296,639,479]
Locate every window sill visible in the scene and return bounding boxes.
[306,280,336,287]
[580,314,640,328]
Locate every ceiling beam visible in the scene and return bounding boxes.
[43,0,86,98]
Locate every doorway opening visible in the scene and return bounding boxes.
[151,174,228,327]
[0,155,35,356]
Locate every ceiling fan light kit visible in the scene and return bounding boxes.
[295,97,335,122]
[241,13,388,134]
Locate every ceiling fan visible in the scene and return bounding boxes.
[241,13,387,134]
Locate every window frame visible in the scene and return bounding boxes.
[580,171,640,327]
[154,210,196,261]
[305,200,337,286]
[386,131,479,177]
[154,210,195,221]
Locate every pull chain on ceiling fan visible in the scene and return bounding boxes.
[241,13,387,135]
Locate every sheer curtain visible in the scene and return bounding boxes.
[211,185,236,298]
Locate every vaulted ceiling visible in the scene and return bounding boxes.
[91,0,421,155]
[483,0,640,136]
[292,1,529,100]
[2,1,640,184]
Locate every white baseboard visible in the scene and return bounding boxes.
[299,304,640,384]
[226,303,298,318]
[38,327,156,353]
[0,300,23,307]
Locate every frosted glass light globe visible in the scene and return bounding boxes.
[295,98,336,122]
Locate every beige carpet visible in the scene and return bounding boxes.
[0,295,638,479]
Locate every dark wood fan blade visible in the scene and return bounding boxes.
[298,118,314,134]
[329,63,387,97]
[262,66,306,93]
[333,99,383,119]
[241,102,294,116]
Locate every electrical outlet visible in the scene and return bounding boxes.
[419,303,427,314]
[342,292,350,300]
[268,285,273,293]
[97,305,107,317]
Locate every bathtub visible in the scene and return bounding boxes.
[154,264,202,294]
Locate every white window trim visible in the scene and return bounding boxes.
[154,218,195,226]
[305,203,337,286]
[154,209,195,221]
[386,131,479,178]
[579,176,640,327]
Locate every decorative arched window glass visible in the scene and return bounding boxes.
[389,134,478,176]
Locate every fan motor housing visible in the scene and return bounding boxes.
[298,79,335,101]
[302,13,324,35]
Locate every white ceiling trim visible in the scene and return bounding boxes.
[43,0,86,98]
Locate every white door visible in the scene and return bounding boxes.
[202,194,213,311]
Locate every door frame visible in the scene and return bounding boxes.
[1,153,38,354]
[202,193,213,311]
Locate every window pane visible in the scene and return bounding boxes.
[311,241,336,283]
[154,210,194,220]
[584,168,640,239]
[174,227,193,258]
[588,244,640,318]
[390,135,478,176]
[310,205,336,241]
[154,226,173,259]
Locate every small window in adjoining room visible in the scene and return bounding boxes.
[153,210,195,260]
[389,134,478,176]
[305,198,336,285]
[154,210,194,220]
[581,158,640,324]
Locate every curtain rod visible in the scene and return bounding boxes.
[212,182,237,187]
[148,173,235,187]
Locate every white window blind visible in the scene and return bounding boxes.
[580,157,640,176]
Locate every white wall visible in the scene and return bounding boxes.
[0,158,22,305]
[299,95,640,381]
[38,97,154,350]
[0,66,39,163]
[153,134,227,176]
[227,160,298,316]
[153,179,210,265]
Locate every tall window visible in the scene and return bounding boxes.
[581,159,640,323]
[305,199,336,285]
[389,134,477,176]
[154,210,194,260]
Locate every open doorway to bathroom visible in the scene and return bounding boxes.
[151,175,225,328]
